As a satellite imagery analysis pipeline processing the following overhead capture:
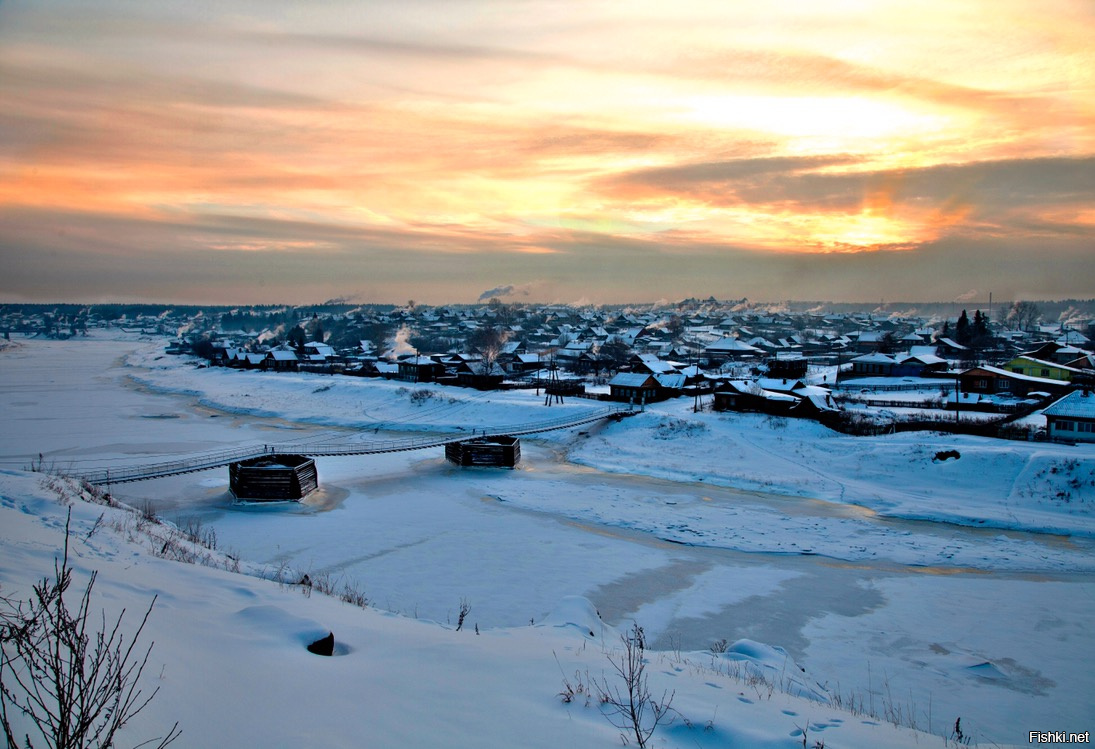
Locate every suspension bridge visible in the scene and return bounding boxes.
[64,404,636,485]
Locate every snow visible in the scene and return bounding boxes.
[1,333,1093,747]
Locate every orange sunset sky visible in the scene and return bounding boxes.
[1,0,1092,304]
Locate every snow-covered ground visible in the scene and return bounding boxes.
[2,333,1093,747]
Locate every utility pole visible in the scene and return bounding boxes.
[955,370,961,425]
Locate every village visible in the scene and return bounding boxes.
[3,299,1094,748]
[6,298,1091,444]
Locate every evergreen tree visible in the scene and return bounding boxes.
[955,309,971,345]
[287,324,307,350]
[972,310,989,341]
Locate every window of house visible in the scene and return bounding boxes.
[1041,369,1050,377]
[1058,420,1074,431]
[1079,422,1094,433]
[998,380,1010,390]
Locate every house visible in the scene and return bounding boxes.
[849,353,896,377]
[789,391,839,419]
[767,354,807,379]
[935,337,970,358]
[501,352,544,374]
[958,365,1070,398]
[853,330,888,352]
[629,353,678,376]
[892,353,949,377]
[1043,389,1095,443]
[397,358,446,382]
[712,380,796,415]
[264,348,299,371]
[302,342,337,360]
[607,373,680,404]
[1004,356,1081,382]
[456,362,507,390]
[755,377,806,394]
[703,337,762,363]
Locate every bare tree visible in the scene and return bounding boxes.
[469,326,507,375]
[1004,300,1042,332]
[595,623,674,749]
[455,599,471,632]
[0,512,180,749]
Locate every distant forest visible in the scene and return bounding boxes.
[1,299,1092,322]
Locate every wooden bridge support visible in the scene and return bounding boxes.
[229,454,318,501]
[445,436,521,468]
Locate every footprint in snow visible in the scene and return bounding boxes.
[737,696,753,704]
[781,710,797,716]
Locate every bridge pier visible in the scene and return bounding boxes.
[229,454,318,501]
[445,436,521,468]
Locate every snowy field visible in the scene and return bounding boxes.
[1,333,1093,747]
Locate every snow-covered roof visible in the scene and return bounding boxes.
[897,353,947,366]
[797,393,837,412]
[704,338,761,353]
[851,353,896,364]
[634,353,677,374]
[1056,330,1090,345]
[720,380,797,401]
[1043,390,1095,419]
[653,373,687,389]
[1010,356,1083,374]
[757,377,804,392]
[608,373,657,388]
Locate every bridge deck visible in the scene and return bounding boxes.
[65,405,634,484]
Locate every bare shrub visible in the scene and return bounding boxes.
[594,623,674,749]
[0,512,181,749]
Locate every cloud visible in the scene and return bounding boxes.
[597,155,1095,247]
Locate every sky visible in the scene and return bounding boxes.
[1,0,1093,306]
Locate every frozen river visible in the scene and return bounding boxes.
[2,335,1092,744]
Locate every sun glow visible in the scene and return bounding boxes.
[809,211,920,251]
[685,95,947,144]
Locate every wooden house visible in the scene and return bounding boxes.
[456,362,507,390]
[789,392,838,419]
[703,337,762,363]
[958,365,1070,397]
[712,381,796,415]
[849,353,896,377]
[265,349,300,371]
[767,354,808,379]
[608,373,662,404]
[892,353,949,377]
[397,358,447,382]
